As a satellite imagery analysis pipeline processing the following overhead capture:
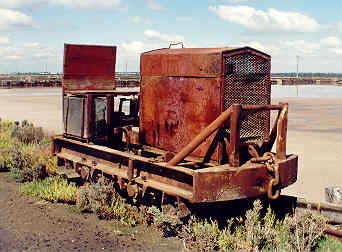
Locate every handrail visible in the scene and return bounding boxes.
[167,103,288,166]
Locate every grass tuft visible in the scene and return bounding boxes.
[180,216,220,251]
[20,176,78,204]
[10,120,47,145]
[76,177,144,227]
[148,205,181,237]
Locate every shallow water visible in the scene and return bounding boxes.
[272,85,342,98]
[0,85,342,98]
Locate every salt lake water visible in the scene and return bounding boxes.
[0,85,342,98]
[272,85,342,98]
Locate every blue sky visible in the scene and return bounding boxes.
[0,0,342,73]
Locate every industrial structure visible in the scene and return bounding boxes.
[51,44,298,214]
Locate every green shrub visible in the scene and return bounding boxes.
[8,146,34,182]
[7,146,47,182]
[218,200,278,251]
[10,121,46,144]
[316,235,342,252]
[281,207,328,252]
[76,177,114,212]
[30,145,58,175]
[180,216,220,252]
[20,176,78,203]
[0,121,17,150]
[76,177,144,227]
[216,200,330,252]
[0,149,11,172]
[147,205,181,237]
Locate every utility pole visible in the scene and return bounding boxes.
[296,55,299,97]
[296,55,300,78]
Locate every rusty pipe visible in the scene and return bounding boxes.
[325,227,342,237]
[242,104,284,111]
[167,106,233,166]
[276,103,288,160]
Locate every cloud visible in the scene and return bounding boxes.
[0,0,123,10]
[282,40,320,55]
[0,9,35,31]
[209,5,321,32]
[0,0,48,9]
[176,17,192,22]
[146,0,163,10]
[320,36,341,47]
[144,29,184,42]
[0,36,10,45]
[223,0,252,2]
[130,16,152,25]
[131,16,141,24]
[53,0,122,9]
[337,21,342,33]
[0,42,57,62]
[243,41,270,54]
[331,48,342,55]
[120,41,162,56]
[319,36,342,55]
[236,39,321,59]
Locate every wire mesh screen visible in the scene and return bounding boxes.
[224,52,270,141]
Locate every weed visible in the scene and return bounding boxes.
[10,122,46,144]
[147,206,181,237]
[30,145,58,175]
[180,216,220,252]
[8,146,34,182]
[0,149,11,172]
[316,235,342,252]
[76,177,115,212]
[20,176,78,203]
[0,119,54,175]
[7,146,47,182]
[76,177,144,227]
[282,207,328,252]
[218,200,276,251]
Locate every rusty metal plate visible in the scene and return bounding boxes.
[140,46,271,161]
[63,44,116,91]
[192,154,298,202]
[140,48,228,77]
[140,76,221,160]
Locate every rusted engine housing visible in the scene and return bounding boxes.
[140,47,270,162]
[52,44,298,204]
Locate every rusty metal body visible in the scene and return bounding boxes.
[62,44,139,142]
[63,43,116,91]
[52,44,298,204]
[140,47,271,162]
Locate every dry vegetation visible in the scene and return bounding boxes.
[0,118,341,251]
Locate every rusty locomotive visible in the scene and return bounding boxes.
[51,43,298,211]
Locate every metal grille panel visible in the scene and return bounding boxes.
[224,53,270,141]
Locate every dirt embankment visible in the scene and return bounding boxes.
[0,172,183,251]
